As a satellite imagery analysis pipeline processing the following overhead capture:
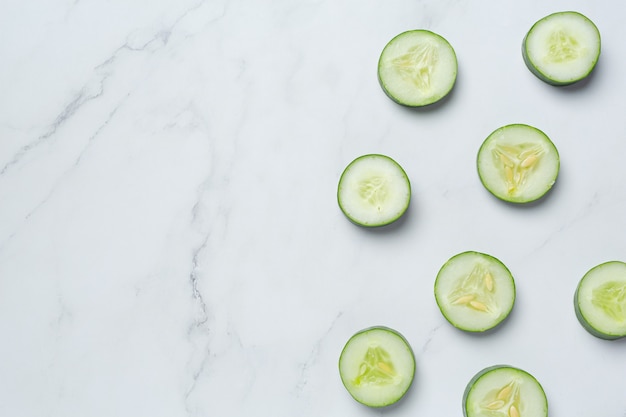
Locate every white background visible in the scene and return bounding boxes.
[0,0,625,416]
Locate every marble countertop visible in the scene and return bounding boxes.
[1,0,625,416]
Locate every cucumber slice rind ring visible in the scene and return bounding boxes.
[339,326,416,408]
[522,11,601,86]
[378,29,458,107]
[574,261,626,340]
[477,124,560,204]
[337,154,411,227]
[435,251,516,333]
[463,365,548,417]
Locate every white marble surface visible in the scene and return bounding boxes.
[1,0,625,416]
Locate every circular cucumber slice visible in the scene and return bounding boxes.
[574,261,626,340]
[435,251,516,332]
[522,11,601,86]
[378,30,457,107]
[338,326,415,408]
[337,154,411,227]
[463,365,548,417]
[477,124,560,204]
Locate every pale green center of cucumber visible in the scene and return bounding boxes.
[358,176,388,212]
[353,345,398,387]
[391,42,438,91]
[492,143,544,196]
[592,281,626,323]
[448,263,496,313]
[546,29,581,63]
[479,380,522,417]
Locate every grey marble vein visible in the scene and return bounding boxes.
[0,74,110,176]
[294,311,343,396]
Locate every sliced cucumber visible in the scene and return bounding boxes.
[463,365,548,417]
[574,261,626,340]
[337,154,411,227]
[522,11,601,85]
[477,124,560,204]
[435,251,515,332]
[378,30,457,107]
[339,326,415,408]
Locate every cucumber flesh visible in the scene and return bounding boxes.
[339,326,415,408]
[522,11,601,85]
[337,154,411,227]
[477,124,560,204]
[464,365,548,417]
[435,251,515,332]
[378,30,457,107]
[574,261,626,340]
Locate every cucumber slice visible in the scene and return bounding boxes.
[378,30,457,107]
[338,326,415,408]
[337,154,411,227]
[522,11,601,86]
[463,365,548,417]
[574,261,626,340]
[477,124,560,204]
[435,251,516,332]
